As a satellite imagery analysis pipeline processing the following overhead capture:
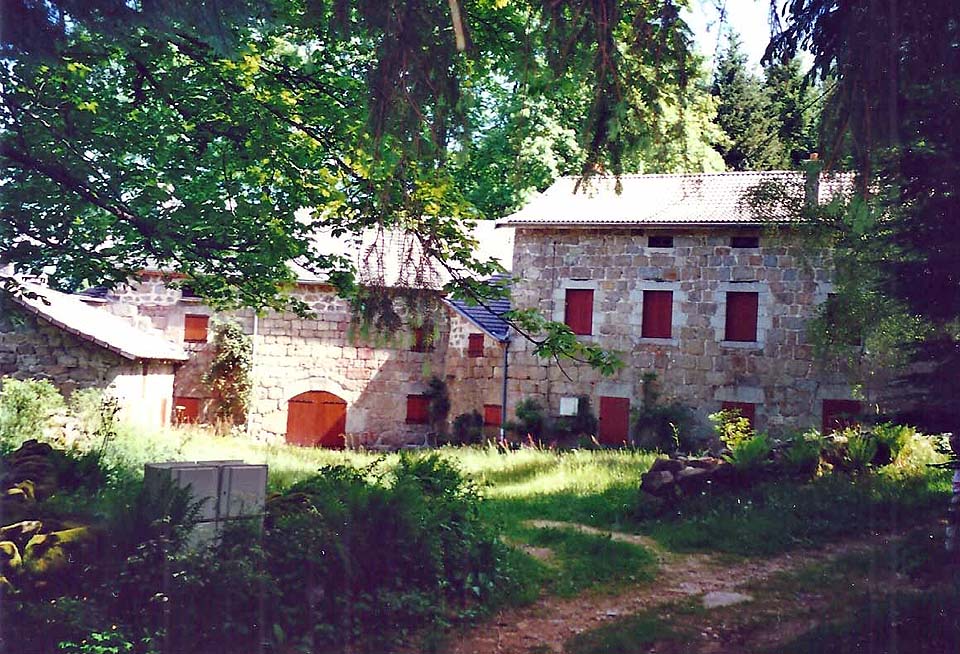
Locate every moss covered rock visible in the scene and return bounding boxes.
[22,527,96,579]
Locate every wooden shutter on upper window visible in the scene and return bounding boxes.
[642,290,673,338]
[564,289,594,335]
[721,401,756,428]
[725,292,759,342]
[468,333,485,357]
[406,395,430,424]
[184,315,209,343]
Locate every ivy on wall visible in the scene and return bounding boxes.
[202,320,252,425]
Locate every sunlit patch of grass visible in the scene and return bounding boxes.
[511,526,657,597]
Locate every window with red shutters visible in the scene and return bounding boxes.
[822,399,862,433]
[183,314,209,343]
[564,289,594,335]
[642,290,673,338]
[721,401,756,428]
[406,395,430,424]
[468,333,485,357]
[483,404,502,426]
[725,292,759,342]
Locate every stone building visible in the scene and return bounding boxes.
[0,280,187,428]
[93,227,516,448]
[495,171,860,443]
[2,170,865,447]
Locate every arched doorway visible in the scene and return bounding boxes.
[285,391,347,448]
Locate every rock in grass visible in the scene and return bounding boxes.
[23,527,96,578]
[0,520,43,545]
[0,540,22,575]
[702,591,753,609]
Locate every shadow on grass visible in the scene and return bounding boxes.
[640,470,950,557]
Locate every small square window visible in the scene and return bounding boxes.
[467,333,485,358]
[184,314,209,343]
[564,289,594,336]
[731,235,760,248]
[725,292,759,342]
[411,326,434,352]
[648,235,674,248]
[641,290,673,338]
[483,404,502,427]
[721,401,756,428]
[406,395,430,424]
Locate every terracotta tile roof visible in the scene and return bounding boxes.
[496,171,855,228]
[445,274,512,342]
[7,279,188,362]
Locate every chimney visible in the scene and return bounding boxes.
[804,152,822,208]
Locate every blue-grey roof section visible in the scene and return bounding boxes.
[445,277,512,342]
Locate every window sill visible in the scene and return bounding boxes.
[638,337,679,346]
[720,340,762,350]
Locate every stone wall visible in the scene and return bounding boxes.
[506,228,857,437]
[443,310,507,432]
[107,276,462,447]
[0,304,176,428]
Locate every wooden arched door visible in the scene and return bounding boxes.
[286,391,347,448]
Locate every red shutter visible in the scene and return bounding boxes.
[642,290,673,338]
[721,401,756,428]
[599,396,631,446]
[822,399,862,433]
[468,333,485,358]
[184,314,209,343]
[725,292,759,342]
[483,404,502,426]
[565,289,594,335]
[406,395,430,424]
[174,397,201,423]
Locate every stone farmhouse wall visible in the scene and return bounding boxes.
[107,276,474,447]
[505,227,855,437]
[0,304,176,428]
[443,310,508,436]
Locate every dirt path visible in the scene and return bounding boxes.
[448,520,929,654]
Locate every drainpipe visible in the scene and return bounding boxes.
[499,335,511,443]
[245,312,259,437]
[804,152,822,209]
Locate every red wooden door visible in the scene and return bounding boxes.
[286,391,347,448]
[599,396,631,446]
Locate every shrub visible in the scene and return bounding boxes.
[451,410,484,445]
[631,373,696,453]
[511,398,545,441]
[723,433,773,472]
[711,410,772,473]
[550,396,598,445]
[262,453,504,651]
[871,422,915,465]
[0,377,65,451]
[845,428,879,472]
[781,432,823,478]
